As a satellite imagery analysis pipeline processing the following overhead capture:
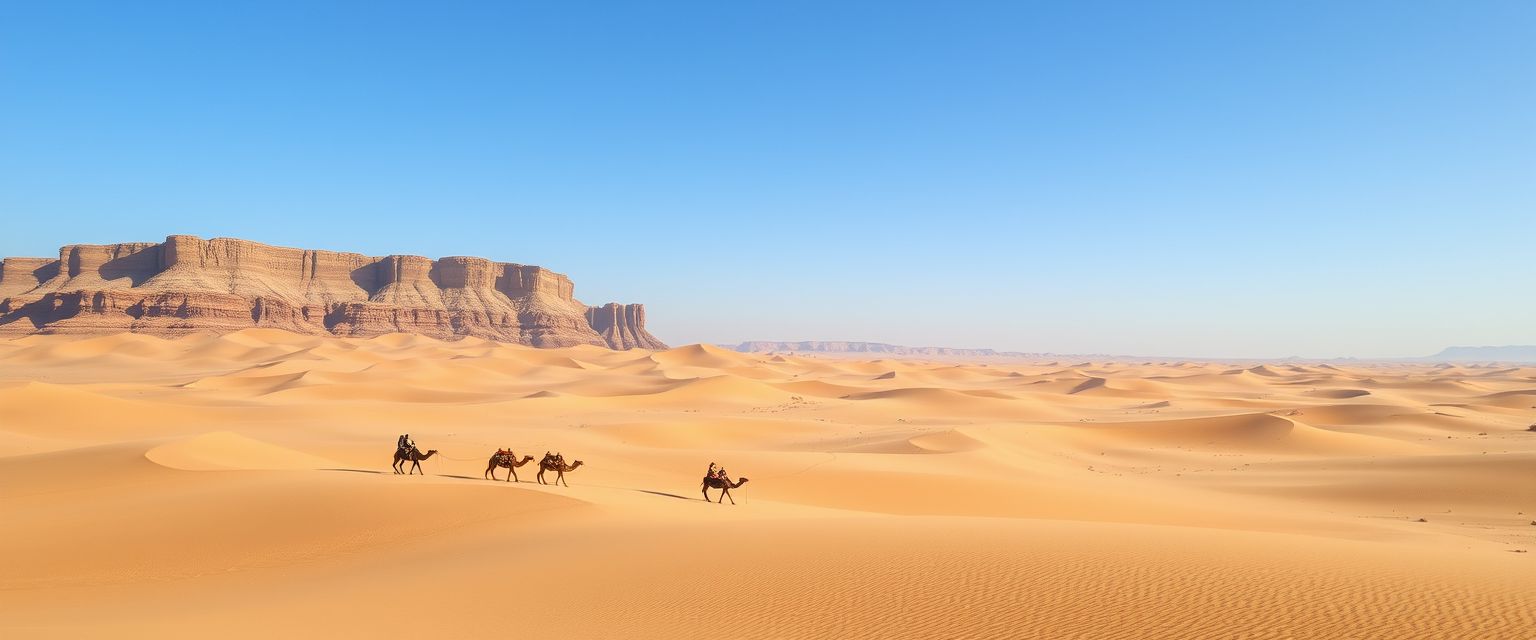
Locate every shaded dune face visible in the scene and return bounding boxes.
[2,332,1533,638]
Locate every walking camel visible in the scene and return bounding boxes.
[537,456,584,486]
[484,451,536,482]
[701,476,750,504]
[392,447,438,475]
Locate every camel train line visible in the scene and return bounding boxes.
[394,440,748,503]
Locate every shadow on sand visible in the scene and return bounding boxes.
[633,489,691,500]
[318,471,696,501]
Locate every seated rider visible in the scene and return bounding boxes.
[717,466,730,483]
[398,433,415,453]
[707,462,717,479]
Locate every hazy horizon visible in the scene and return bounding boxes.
[2,2,1531,358]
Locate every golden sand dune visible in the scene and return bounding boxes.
[1,330,1532,638]
[145,431,341,471]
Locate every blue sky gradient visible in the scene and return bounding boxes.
[1,1,1531,357]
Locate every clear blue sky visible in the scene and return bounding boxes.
[1,1,1531,358]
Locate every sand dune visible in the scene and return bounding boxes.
[145,431,340,470]
[1,330,1532,638]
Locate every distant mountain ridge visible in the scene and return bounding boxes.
[1422,345,1536,363]
[735,340,1536,363]
[732,341,1049,358]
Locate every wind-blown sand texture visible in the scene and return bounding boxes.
[2,331,1532,638]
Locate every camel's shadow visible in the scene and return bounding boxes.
[632,489,690,500]
[316,470,700,502]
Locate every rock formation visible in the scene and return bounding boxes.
[585,303,665,350]
[0,235,666,349]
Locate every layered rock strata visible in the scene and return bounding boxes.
[0,235,665,349]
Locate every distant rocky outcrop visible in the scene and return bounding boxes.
[0,235,666,349]
[733,341,1044,358]
[1421,346,1536,363]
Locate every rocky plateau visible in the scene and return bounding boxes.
[0,235,666,349]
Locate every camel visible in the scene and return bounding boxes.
[701,476,750,504]
[484,451,535,482]
[392,447,438,475]
[537,456,584,487]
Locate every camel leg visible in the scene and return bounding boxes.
[703,486,710,501]
[556,471,566,487]
[485,463,495,480]
[537,469,545,485]
[509,467,517,483]
[724,488,735,505]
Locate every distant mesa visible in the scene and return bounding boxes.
[0,235,666,350]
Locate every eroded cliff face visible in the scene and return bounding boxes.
[0,235,665,349]
[585,303,667,350]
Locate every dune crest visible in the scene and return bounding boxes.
[145,431,338,471]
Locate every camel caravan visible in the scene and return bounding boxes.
[393,434,747,503]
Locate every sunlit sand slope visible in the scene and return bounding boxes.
[1,331,1532,638]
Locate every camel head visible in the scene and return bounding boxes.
[571,460,584,469]
[426,449,438,455]
[736,477,749,486]
[520,455,534,462]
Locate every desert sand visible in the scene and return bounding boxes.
[1,330,1532,638]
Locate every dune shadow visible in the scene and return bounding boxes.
[439,474,486,481]
[320,468,385,474]
[634,489,691,500]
